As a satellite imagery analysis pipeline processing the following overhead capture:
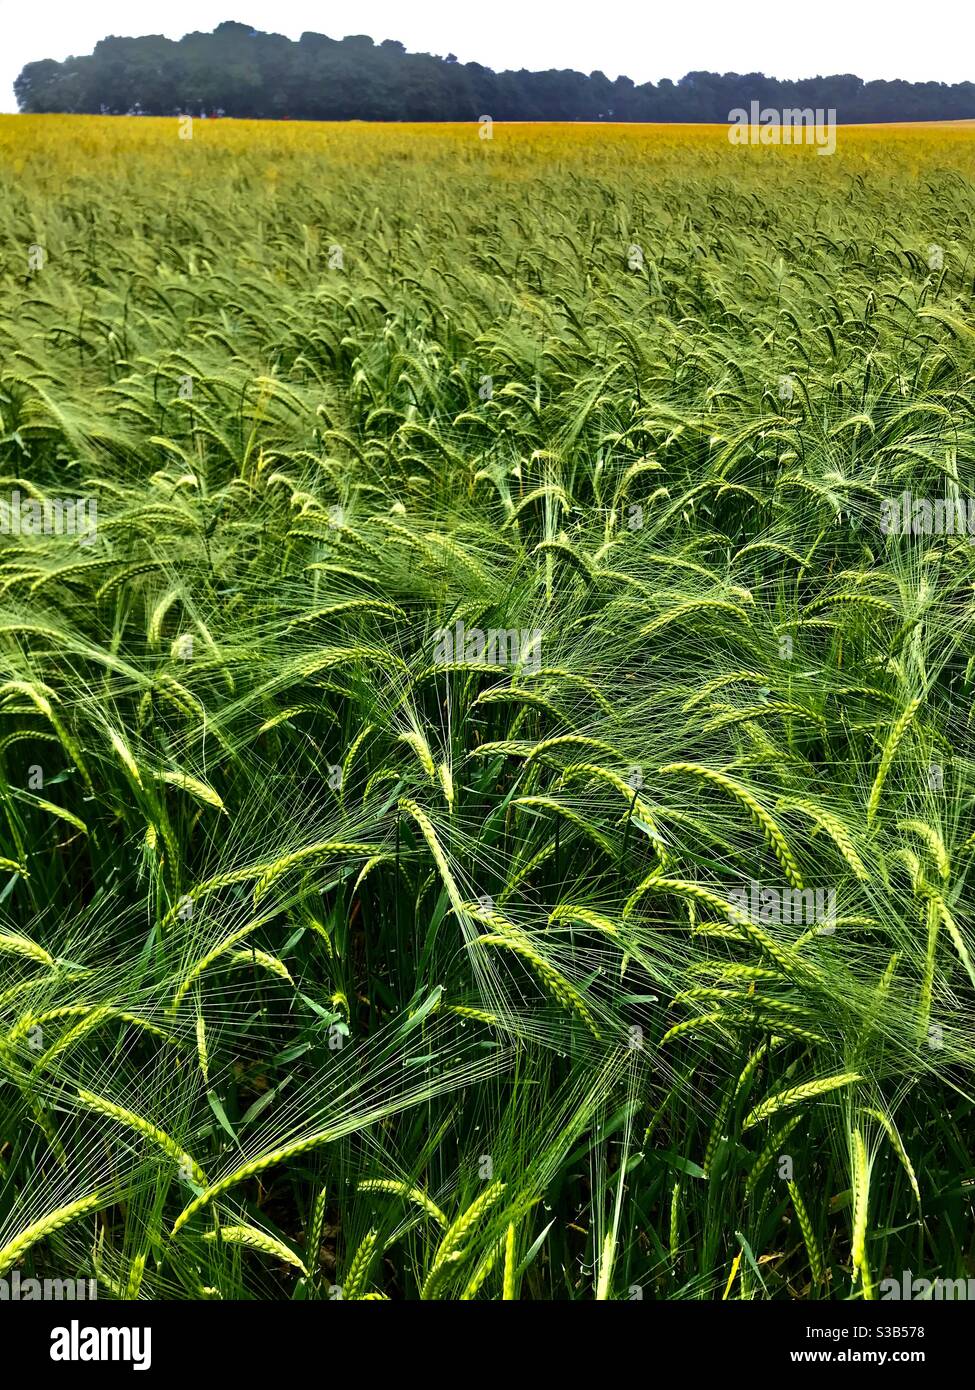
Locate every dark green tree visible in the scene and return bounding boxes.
[14,23,975,123]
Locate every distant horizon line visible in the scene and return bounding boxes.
[5,113,975,126]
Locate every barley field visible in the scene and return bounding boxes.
[0,114,974,1301]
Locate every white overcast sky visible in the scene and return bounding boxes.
[1,0,972,112]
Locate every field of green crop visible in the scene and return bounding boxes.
[0,114,974,1300]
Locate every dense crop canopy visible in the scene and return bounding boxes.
[0,115,973,1300]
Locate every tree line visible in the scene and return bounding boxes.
[15,21,975,123]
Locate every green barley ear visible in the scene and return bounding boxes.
[399,798,464,913]
[205,1224,308,1275]
[703,1080,735,1178]
[253,840,382,903]
[778,798,869,882]
[866,698,922,827]
[668,1181,682,1268]
[514,795,617,858]
[502,1221,518,1300]
[437,760,455,811]
[397,730,436,781]
[357,1179,448,1227]
[0,931,53,966]
[125,1251,148,1300]
[743,1073,862,1131]
[195,1009,209,1086]
[76,1088,207,1186]
[641,597,751,639]
[342,1228,380,1299]
[472,922,601,1039]
[32,1007,114,1074]
[0,1193,103,1276]
[745,1115,802,1198]
[787,1181,825,1289]
[929,892,975,990]
[420,1182,506,1300]
[850,1128,874,1299]
[172,1133,334,1237]
[862,1107,920,1205]
[916,893,941,1042]
[658,762,803,888]
[898,819,949,882]
[460,1236,504,1300]
[306,1186,328,1278]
